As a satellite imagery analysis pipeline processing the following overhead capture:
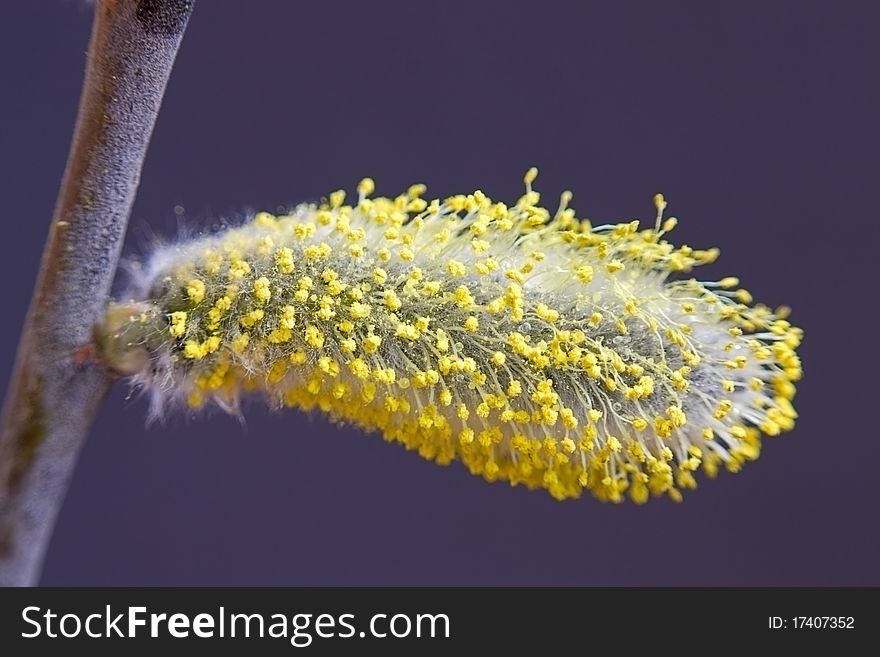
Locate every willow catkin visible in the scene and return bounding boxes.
[98,169,802,503]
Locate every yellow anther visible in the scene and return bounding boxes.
[357,177,375,197]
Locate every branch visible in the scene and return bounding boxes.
[0,0,194,586]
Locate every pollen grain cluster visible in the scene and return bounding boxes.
[99,169,802,503]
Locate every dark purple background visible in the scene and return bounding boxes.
[1,1,876,585]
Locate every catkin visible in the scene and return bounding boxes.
[98,170,802,502]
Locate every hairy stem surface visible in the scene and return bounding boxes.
[0,0,194,586]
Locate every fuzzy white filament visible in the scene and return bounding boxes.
[98,170,802,502]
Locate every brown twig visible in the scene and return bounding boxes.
[0,0,194,586]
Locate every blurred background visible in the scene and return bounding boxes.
[1,1,876,585]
